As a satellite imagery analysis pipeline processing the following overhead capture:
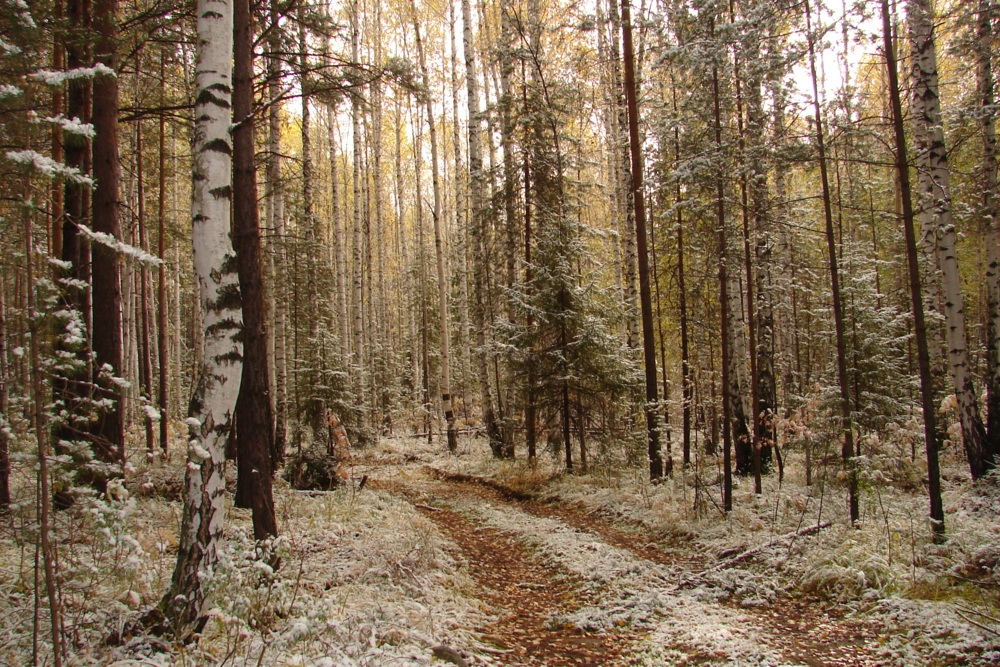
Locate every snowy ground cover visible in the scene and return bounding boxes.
[445,488,792,665]
[414,434,1000,665]
[0,442,487,667]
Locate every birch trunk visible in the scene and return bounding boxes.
[909,0,989,478]
[161,0,240,631]
[464,0,504,455]
[412,5,458,452]
[351,0,366,418]
[266,0,286,455]
[978,0,1000,463]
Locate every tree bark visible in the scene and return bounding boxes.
[908,0,989,479]
[980,0,1000,463]
[233,0,277,539]
[621,0,662,480]
[464,0,504,456]
[413,4,458,453]
[91,0,125,474]
[161,0,240,624]
[157,50,169,455]
[806,0,858,524]
[881,0,945,536]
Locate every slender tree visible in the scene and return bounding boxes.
[806,0,858,524]
[233,0,277,539]
[413,1,458,452]
[882,0,944,536]
[621,0,662,480]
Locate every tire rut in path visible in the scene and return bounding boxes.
[419,470,886,667]
[386,479,640,666]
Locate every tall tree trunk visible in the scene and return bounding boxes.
[710,16,732,512]
[157,49,169,455]
[980,0,1000,463]
[266,0,286,456]
[464,0,503,456]
[806,0,858,524]
[233,0,277,539]
[909,0,989,479]
[621,0,661,480]
[0,278,8,507]
[137,121,156,459]
[413,4,458,453]
[91,0,125,474]
[160,0,241,629]
[608,0,638,347]
[298,14,323,439]
[351,0,366,420]
[882,0,944,536]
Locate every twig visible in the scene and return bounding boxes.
[955,611,1000,638]
[953,603,1000,625]
[945,573,1000,588]
[413,503,443,512]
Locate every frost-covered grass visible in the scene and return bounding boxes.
[410,434,1000,665]
[1,435,486,667]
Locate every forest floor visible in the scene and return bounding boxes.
[370,462,887,666]
[4,432,999,667]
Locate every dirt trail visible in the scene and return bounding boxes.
[368,463,886,666]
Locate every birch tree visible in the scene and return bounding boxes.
[412,1,458,452]
[159,0,241,632]
[909,0,990,479]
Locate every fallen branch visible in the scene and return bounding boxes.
[413,503,443,512]
[673,521,832,591]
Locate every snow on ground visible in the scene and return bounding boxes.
[450,490,791,665]
[413,434,1000,665]
[0,444,488,667]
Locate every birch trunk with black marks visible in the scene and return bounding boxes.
[977,0,1000,463]
[161,0,240,631]
[909,0,990,479]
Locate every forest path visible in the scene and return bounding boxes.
[364,460,887,666]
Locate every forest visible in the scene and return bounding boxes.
[2,0,1000,662]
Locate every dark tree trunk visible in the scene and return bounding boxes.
[233,0,277,540]
[806,0,857,525]
[53,0,92,506]
[710,17,732,513]
[90,0,125,476]
[0,279,8,507]
[881,0,944,537]
[137,122,156,458]
[157,50,169,455]
[621,0,662,481]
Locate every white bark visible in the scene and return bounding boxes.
[163,0,241,632]
[464,0,500,450]
[909,0,988,476]
[412,5,457,450]
[351,0,366,411]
